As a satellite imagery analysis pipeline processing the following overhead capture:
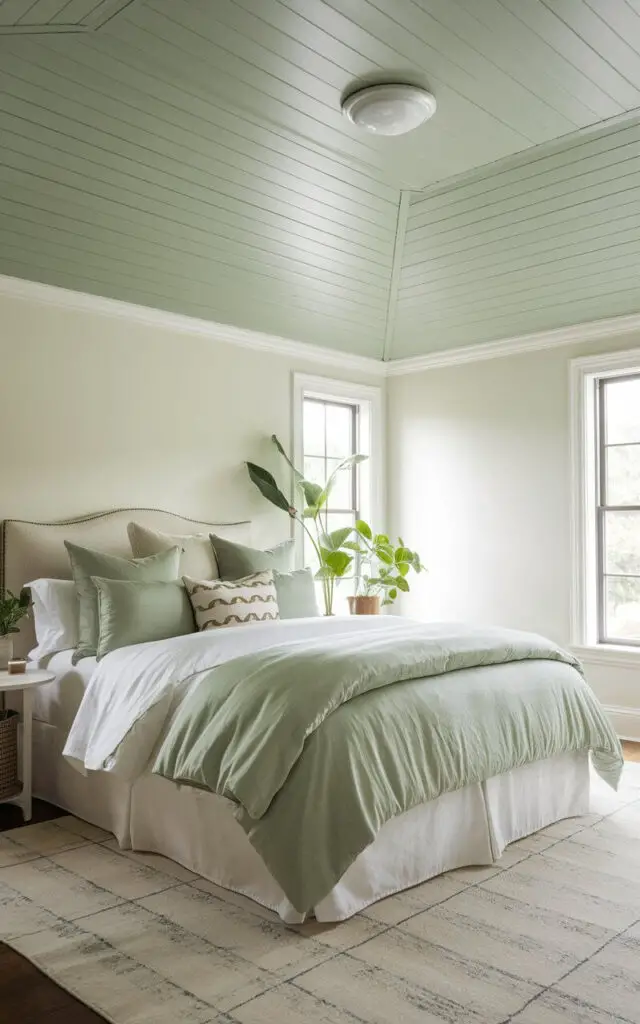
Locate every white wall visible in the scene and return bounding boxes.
[388,332,640,737]
[0,287,381,547]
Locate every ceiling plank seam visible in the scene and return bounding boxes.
[382,190,410,363]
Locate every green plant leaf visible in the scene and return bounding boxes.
[300,480,323,510]
[395,576,410,592]
[343,541,366,553]
[388,587,398,600]
[377,548,394,565]
[324,550,353,576]
[271,434,304,481]
[373,533,389,546]
[355,519,372,540]
[246,462,296,516]
[322,526,354,551]
[397,561,410,576]
[314,567,334,580]
[302,507,317,518]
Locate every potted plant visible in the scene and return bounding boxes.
[0,589,30,669]
[347,520,424,614]
[247,435,366,616]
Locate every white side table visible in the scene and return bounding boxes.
[0,670,55,822]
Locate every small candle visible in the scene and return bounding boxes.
[7,659,27,675]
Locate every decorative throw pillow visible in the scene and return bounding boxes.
[209,535,294,580]
[65,541,181,662]
[273,568,319,619]
[92,578,195,660]
[183,570,279,630]
[128,522,220,580]
[26,579,79,662]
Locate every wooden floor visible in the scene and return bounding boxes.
[0,944,107,1023]
[0,742,638,1023]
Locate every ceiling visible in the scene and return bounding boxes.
[1,0,640,360]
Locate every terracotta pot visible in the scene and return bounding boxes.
[348,595,381,616]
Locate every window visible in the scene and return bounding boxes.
[596,374,640,644]
[571,350,640,651]
[293,375,382,611]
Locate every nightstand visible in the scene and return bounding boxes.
[0,670,55,822]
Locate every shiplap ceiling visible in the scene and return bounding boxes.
[0,1,134,33]
[1,0,640,359]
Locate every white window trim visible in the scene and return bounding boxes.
[570,346,640,663]
[292,374,384,568]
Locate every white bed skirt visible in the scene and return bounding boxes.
[32,720,590,923]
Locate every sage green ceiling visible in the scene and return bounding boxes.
[1,0,640,359]
[393,112,640,359]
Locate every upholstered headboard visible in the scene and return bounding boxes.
[1,508,251,658]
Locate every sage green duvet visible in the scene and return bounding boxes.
[153,622,623,913]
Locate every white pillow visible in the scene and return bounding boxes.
[127,521,252,581]
[26,578,78,661]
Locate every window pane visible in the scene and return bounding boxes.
[326,458,352,509]
[605,576,640,641]
[605,377,640,444]
[326,403,353,458]
[606,444,640,505]
[303,401,325,457]
[604,510,640,575]
[303,456,325,487]
[325,511,356,539]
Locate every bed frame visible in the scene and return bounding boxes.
[1,508,250,657]
[2,508,591,923]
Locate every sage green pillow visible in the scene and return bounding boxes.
[64,541,181,662]
[92,578,195,660]
[274,568,319,619]
[209,535,294,580]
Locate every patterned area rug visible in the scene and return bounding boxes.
[1,765,640,1024]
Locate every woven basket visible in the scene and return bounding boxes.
[0,711,20,800]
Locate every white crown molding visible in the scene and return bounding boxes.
[0,274,386,378]
[385,312,640,376]
[3,272,640,379]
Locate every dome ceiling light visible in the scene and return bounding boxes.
[341,84,437,136]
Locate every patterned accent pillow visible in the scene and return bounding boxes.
[182,570,279,631]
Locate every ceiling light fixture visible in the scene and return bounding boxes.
[341,84,437,136]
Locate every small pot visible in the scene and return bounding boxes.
[0,635,13,671]
[348,595,381,616]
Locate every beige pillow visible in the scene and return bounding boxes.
[183,570,279,630]
[128,523,219,580]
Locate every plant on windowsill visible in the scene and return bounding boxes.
[347,520,424,615]
[246,434,367,616]
[0,589,30,670]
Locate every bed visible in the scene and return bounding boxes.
[1,509,621,924]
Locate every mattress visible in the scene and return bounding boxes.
[30,650,96,732]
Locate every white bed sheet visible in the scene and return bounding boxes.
[30,650,96,732]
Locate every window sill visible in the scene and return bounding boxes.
[571,644,640,669]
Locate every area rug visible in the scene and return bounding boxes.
[1,765,639,1024]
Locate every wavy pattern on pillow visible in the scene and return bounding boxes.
[183,570,279,631]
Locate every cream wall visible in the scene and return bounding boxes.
[388,332,640,736]
[0,288,381,546]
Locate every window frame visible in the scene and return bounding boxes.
[292,374,383,571]
[570,348,640,656]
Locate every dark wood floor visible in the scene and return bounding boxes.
[0,742,638,1023]
[0,797,66,833]
[0,945,107,1024]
